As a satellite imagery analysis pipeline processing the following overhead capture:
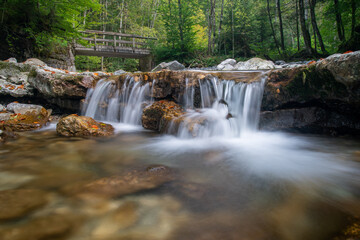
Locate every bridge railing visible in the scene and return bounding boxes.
[77,30,156,53]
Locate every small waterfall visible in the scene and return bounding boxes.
[172,76,265,138]
[82,77,152,125]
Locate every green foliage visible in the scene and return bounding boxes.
[0,0,100,59]
[75,56,138,72]
[1,0,358,69]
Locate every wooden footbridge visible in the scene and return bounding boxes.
[74,30,157,71]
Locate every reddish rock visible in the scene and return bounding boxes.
[142,100,184,132]
[56,114,114,137]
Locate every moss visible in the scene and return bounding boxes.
[62,75,84,84]
[284,65,348,102]
[28,69,38,78]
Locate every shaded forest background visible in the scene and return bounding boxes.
[0,0,359,71]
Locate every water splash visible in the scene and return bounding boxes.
[82,77,152,125]
[172,76,266,138]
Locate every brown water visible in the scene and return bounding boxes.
[0,126,360,240]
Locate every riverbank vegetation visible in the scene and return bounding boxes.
[0,0,359,70]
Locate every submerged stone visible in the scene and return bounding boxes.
[0,214,79,240]
[56,114,114,137]
[0,189,48,221]
[63,165,174,199]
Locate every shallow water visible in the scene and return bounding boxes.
[0,125,360,240]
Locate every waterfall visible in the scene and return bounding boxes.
[172,76,266,138]
[82,76,152,125]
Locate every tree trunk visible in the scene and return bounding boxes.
[299,0,313,54]
[296,0,300,51]
[334,0,345,41]
[217,0,224,53]
[351,0,356,37]
[177,0,185,53]
[309,0,326,53]
[231,4,234,58]
[277,0,285,51]
[267,0,281,55]
[211,0,217,53]
[168,0,174,49]
[207,0,216,54]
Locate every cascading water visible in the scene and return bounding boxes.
[171,76,266,138]
[82,76,152,125]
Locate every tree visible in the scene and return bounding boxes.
[277,0,285,51]
[334,0,345,41]
[309,0,326,53]
[299,0,313,54]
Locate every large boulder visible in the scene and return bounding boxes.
[216,59,237,71]
[28,66,95,98]
[0,61,34,97]
[235,58,275,70]
[23,58,47,67]
[261,52,360,134]
[152,60,185,72]
[260,107,360,134]
[56,114,114,137]
[316,51,360,86]
[142,100,184,132]
[0,103,51,131]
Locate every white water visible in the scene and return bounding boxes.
[82,77,152,125]
[170,76,265,138]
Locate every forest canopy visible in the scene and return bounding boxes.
[0,0,359,70]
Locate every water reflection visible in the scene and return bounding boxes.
[0,129,359,240]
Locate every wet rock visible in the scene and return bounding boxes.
[0,112,12,121]
[0,129,18,142]
[0,189,48,221]
[23,58,47,67]
[6,103,45,115]
[0,61,34,97]
[4,58,17,63]
[235,58,275,70]
[56,114,114,137]
[114,70,126,75]
[260,107,360,134]
[63,165,174,199]
[275,60,286,65]
[260,108,326,132]
[316,51,360,86]
[23,171,94,190]
[142,100,184,132]
[261,52,360,134]
[0,214,78,240]
[216,59,237,70]
[92,201,138,237]
[152,60,185,72]
[0,104,51,132]
[28,67,95,98]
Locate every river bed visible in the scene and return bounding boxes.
[0,125,359,240]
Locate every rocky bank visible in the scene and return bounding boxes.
[1,51,360,135]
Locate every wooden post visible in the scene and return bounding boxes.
[132,37,135,52]
[94,34,96,49]
[114,35,116,51]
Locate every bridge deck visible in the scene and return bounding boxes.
[74,30,155,59]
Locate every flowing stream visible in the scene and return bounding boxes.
[1,72,360,240]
